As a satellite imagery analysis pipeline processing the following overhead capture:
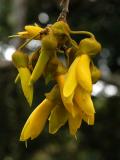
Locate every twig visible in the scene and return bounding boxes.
[57,0,70,21]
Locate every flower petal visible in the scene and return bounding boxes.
[18,67,33,106]
[82,113,94,125]
[29,49,49,85]
[75,86,95,115]
[17,25,43,39]
[20,99,54,141]
[68,111,82,136]
[63,57,79,97]
[56,74,78,117]
[49,104,68,134]
[76,54,92,93]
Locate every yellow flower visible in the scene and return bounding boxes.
[12,51,33,106]
[56,74,79,117]
[11,21,102,141]
[20,99,54,141]
[17,25,43,39]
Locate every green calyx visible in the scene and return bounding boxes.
[42,33,57,52]
[12,51,29,68]
[78,37,102,56]
[51,21,71,44]
[52,21,70,35]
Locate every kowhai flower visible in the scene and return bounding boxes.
[11,20,102,141]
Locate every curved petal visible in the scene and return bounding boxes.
[20,99,54,141]
[18,67,33,106]
[75,86,95,115]
[17,25,43,39]
[63,57,79,98]
[56,74,78,117]
[49,104,68,134]
[29,50,49,85]
[68,111,82,136]
[76,54,92,93]
[82,113,94,125]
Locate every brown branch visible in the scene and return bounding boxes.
[57,0,70,22]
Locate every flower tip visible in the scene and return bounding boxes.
[49,129,57,135]
[28,99,32,107]
[19,135,27,142]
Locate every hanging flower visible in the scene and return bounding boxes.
[11,20,102,141]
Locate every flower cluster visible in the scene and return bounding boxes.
[12,21,101,141]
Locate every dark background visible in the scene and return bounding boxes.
[0,0,120,160]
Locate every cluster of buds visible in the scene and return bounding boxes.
[12,20,102,142]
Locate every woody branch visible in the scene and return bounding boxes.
[57,0,70,21]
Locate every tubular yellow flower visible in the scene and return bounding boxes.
[18,67,33,106]
[17,25,43,39]
[20,99,54,141]
[12,51,33,106]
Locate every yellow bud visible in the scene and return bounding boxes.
[78,37,101,55]
[12,51,29,68]
[17,25,43,39]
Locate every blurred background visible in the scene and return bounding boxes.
[0,0,120,160]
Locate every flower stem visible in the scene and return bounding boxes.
[70,31,95,38]
[57,0,70,22]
